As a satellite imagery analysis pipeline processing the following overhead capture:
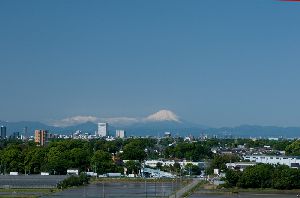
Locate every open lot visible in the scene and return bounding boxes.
[189,191,300,198]
[0,175,68,189]
[44,182,181,198]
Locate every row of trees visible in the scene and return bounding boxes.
[225,164,300,189]
[0,138,209,175]
[0,138,155,175]
[164,141,213,161]
[0,137,299,176]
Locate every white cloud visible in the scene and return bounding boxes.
[51,109,180,127]
[52,116,99,127]
[51,115,139,127]
[103,117,139,125]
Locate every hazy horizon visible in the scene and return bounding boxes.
[2,109,300,129]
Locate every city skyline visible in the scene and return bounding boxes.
[1,1,300,127]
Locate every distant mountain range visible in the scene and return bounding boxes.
[1,110,300,138]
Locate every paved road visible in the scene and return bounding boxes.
[169,178,200,198]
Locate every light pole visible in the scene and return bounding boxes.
[155,178,157,197]
[102,182,105,198]
[83,183,86,198]
[145,179,147,198]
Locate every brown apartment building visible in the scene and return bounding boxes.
[34,130,48,146]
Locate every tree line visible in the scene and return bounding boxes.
[0,137,299,176]
[0,137,212,175]
[0,138,156,175]
[225,164,300,190]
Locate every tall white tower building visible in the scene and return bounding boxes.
[98,123,108,137]
[116,130,126,138]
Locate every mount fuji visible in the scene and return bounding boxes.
[0,110,206,137]
[3,110,300,138]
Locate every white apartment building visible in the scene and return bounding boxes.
[98,123,108,137]
[116,130,126,138]
[243,155,300,168]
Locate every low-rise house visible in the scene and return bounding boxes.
[226,162,257,171]
[144,160,207,169]
[141,168,175,178]
[67,169,79,175]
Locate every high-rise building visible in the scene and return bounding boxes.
[116,130,126,138]
[34,130,48,146]
[1,126,6,139]
[23,126,28,140]
[164,132,171,137]
[98,123,108,137]
[11,132,20,139]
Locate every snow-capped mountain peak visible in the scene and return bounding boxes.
[144,109,180,122]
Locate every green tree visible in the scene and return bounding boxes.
[46,147,69,174]
[272,165,300,189]
[238,164,274,188]
[121,142,146,161]
[1,145,24,173]
[206,154,240,175]
[24,147,47,174]
[184,163,201,175]
[285,140,300,156]
[69,148,90,172]
[224,169,241,187]
[125,160,141,174]
[164,142,212,160]
[91,150,119,174]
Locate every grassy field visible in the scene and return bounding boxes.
[189,183,300,195]
[0,188,60,198]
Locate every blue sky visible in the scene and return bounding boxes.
[0,0,300,127]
